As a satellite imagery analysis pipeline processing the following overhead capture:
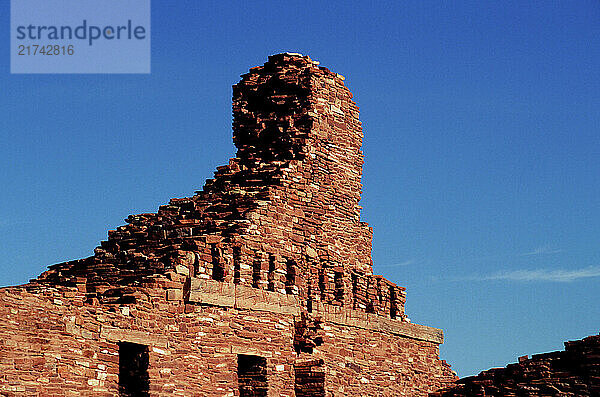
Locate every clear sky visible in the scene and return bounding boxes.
[1,1,599,378]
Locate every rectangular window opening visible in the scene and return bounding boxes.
[334,271,344,303]
[351,273,358,309]
[318,267,326,301]
[285,260,296,294]
[233,246,241,284]
[267,255,276,291]
[252,259,262,288]
[211,244,224,281]
[193,252,200,277]
[307,283,313,313]
[365,278,374,314]
[389,286,398,319]
[119,342,149,397]
[238,354,268,397]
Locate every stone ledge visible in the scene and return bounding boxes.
[188,277,236,308]
[188,277,300,315]
[321,311,444,344]
[99,326,169,348]
[187,277,443,344]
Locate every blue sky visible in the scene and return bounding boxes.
[1,1,599,377]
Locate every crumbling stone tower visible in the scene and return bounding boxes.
[0,53,455,396]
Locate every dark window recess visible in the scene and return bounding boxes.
[252,259,262,288]
[307,283,313,313]
[193,252,200,277]
[389,286,397,319]
[211,244,224,281]
[306,258,314,312]
[366,301,375,314]
[118,342,149,397]
[238,354,268,397]
[267,255,276,291]
[285,260,296,294]
[295,360,325,397]
[351,273,358,309]
[293,313,323,354]
[318,267,326,300]
[233,247,241,284]
[377,279,383,304]
[334,271,344,302]
[365,278,375,313]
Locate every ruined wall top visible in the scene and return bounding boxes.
[232,53,360,162]
[212,52,365,229]
[35,54,407,322]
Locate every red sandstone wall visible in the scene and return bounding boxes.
[0,53,456,396]
[0,281,453,396]
[432,334,600,397]
[0,282,295,396]
[315,322,453,395]
[35,54,405,320]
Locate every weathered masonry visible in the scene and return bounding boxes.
[0,53,456,396]
[432,333,600,397]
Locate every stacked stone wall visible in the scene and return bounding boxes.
[432,334,600,397]
[0,53,456,396]
[0,280,454,396]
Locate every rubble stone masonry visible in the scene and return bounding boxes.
[432,333,600,397]
[0,53,456,396]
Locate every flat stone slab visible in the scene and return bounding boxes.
[187,277,443,344]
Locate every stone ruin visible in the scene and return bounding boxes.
[0,53,456,396]
[434,333,600,396]
[2,53,597,397]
